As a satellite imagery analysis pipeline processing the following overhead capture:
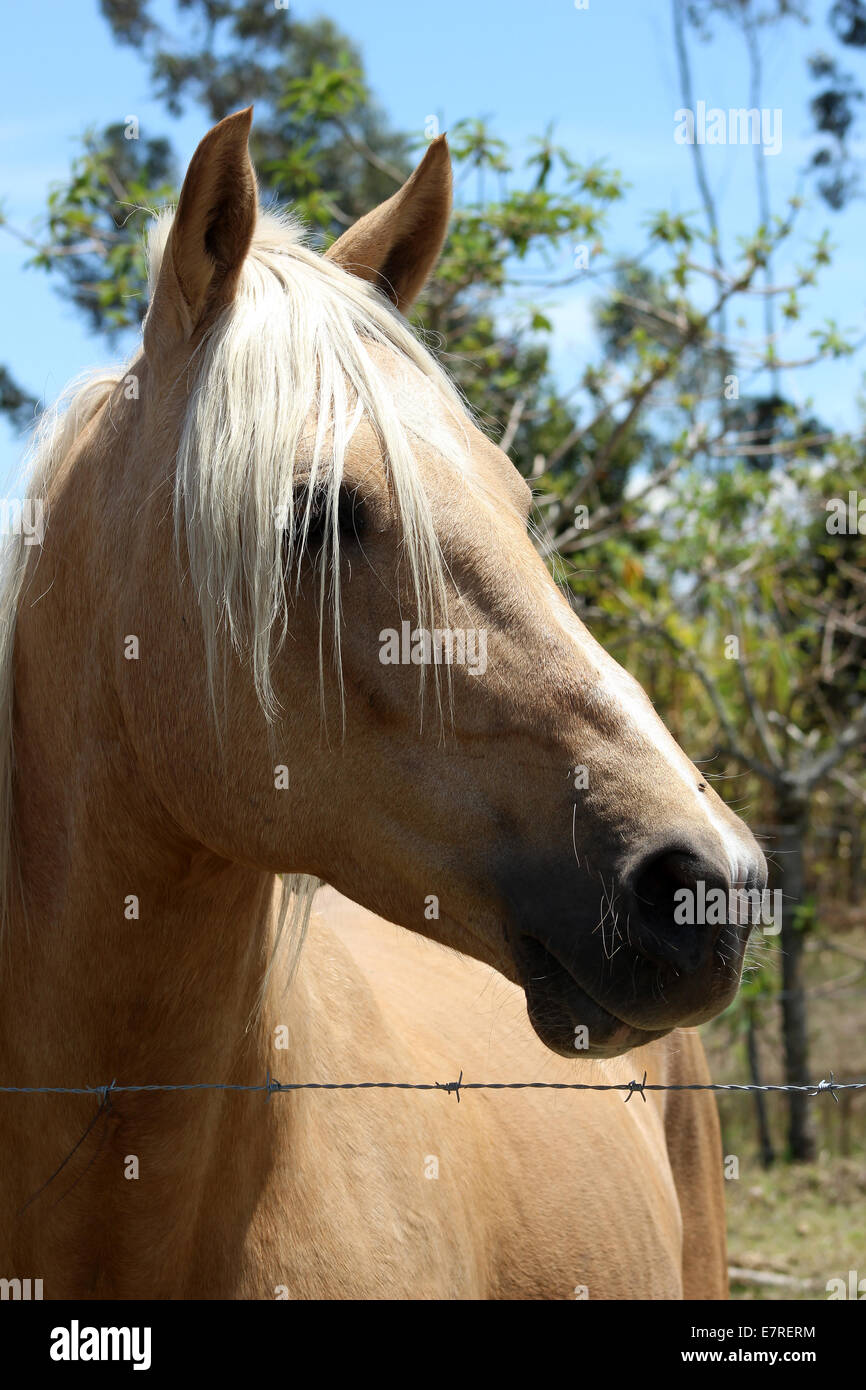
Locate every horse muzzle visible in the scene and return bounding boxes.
[501,832,768,1058]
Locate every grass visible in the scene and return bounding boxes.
[725,1156,866,1300]
[700,904,866,1301]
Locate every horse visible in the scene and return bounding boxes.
[0,109,766,1299]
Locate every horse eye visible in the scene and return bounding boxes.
[292,484,366,550]
[336,485,366,542]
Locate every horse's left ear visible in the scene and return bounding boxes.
[325,136,452,313]
[145,107,257,355]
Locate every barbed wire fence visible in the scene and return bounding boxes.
[4,1071,864,1217]
[1,1070,864,1104]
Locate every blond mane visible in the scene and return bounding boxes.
[0,372,119,952]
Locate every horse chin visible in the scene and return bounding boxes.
[519,939,672,1059]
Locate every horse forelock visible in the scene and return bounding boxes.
[147,206,473,730]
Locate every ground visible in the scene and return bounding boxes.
[701,904,866,1301]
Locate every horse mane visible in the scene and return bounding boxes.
[0,203,475,983]
[0,372,120,951]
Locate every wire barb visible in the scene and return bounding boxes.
[624,1071,648,1103]
[809,1072,840,1103]
[435,1069,464,1102]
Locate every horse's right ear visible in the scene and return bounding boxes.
[144,108,257,356]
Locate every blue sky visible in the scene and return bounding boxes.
[2,0,865,489]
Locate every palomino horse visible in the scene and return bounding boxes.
[0,110,766,1299]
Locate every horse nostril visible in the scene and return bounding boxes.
[634,849,709,909]
[628,847,731,974]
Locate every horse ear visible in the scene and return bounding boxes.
[324,136,452,312]
[144,108,257,354]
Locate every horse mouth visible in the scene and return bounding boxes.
[516,937,671,1059]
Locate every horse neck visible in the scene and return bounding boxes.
[0,387,317,1090]
[0,583,319,1292]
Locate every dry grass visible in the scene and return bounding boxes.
[726,1157,866,1300]
[700,904,866,1301]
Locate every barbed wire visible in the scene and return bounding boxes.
[0,1070,863,1104]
